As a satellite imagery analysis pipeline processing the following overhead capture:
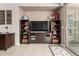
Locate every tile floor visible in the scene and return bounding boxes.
[68,47,79,55]
[0,44,52,56]
[0,44,75,56]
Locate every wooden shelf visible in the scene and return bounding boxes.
[51,19,60,21]
[51,16,60,44]
[20,20,30,44]
[52,34,60,35]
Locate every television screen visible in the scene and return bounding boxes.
[31,21,48,31]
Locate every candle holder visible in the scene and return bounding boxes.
[5,26,8,33]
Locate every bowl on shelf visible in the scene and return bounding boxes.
[21,16,29,20]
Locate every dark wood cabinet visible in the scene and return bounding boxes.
[0,33,15,50]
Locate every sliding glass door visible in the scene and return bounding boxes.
[66,8,79,55]
[66,9,74,46]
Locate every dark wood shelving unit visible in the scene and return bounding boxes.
[20,20,30,44]
[51,12,61,44]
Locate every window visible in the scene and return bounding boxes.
[0,10,5,24]
[0,10,12,25]
[6,10,12,24]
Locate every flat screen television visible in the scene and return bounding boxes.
[31,21,48,31]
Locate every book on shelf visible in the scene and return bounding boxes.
[23,35,28,38]
[23,32,28,35]
[22,39,28,42]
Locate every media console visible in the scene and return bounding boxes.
[29,31,51,43]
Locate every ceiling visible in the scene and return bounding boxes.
[20,6,60,11]
[20,3,62,11]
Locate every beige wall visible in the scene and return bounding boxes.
[19,8,24,20]
[24,11,52,21]
[59,5,66,47]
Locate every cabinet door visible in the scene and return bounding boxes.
[0,10,5,24]
[5,35,11,48]
[0,35,5,49]
[6,10,12,24]
[11,34,15,45]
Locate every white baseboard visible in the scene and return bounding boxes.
[61,43,66,48]
[15,43,20,45]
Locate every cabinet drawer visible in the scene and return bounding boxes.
[0,35,5,38]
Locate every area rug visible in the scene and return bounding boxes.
[48,45,74,56]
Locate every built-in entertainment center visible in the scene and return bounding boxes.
[20,20,51,43]
[20,11,60,44]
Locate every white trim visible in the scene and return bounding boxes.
[61,43,66,48]
[15,43,20,45]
